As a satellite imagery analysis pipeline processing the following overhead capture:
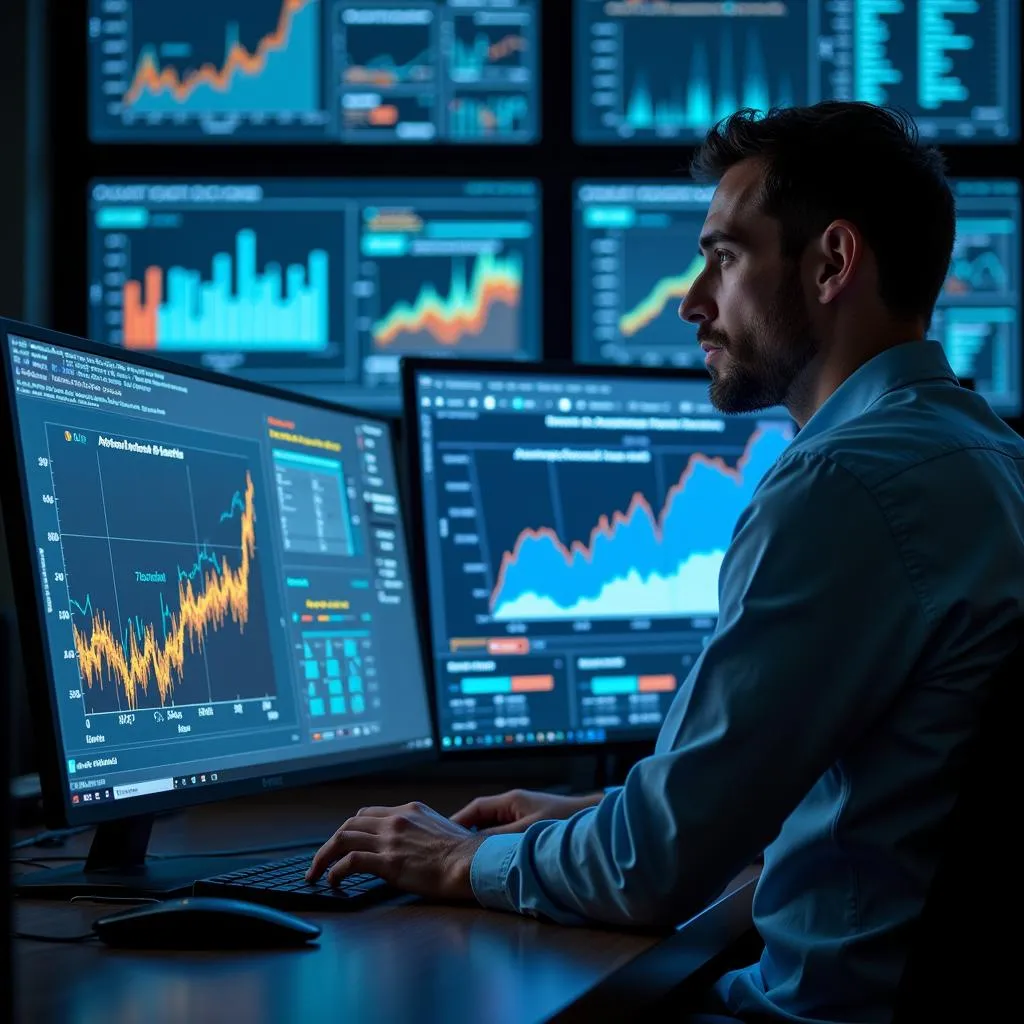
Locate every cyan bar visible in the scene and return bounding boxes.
[304,660,319,680]
[591,675,639,695]
[361,234,409,257]
[583,206,636,229]
[96,207,149,229]
[300,629,371,639]
[425,221,533,239]
[461,677,512,695]
[309,698,326,717]
[327,679,343,695]
[326,659,340,677]
[956,219,1015,235]
[272,449,342,471]
[329,696,347,715]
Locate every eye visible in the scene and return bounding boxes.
[715,249,735,266]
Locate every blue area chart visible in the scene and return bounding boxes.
[489,425,791,621]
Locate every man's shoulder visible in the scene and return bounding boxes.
[781,397,1024,494]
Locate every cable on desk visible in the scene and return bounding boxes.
[10,826,92,850]
[150,839,324,859]
[11,839,325,867]
[13,929,98,944]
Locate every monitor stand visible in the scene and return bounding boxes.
[14,814,265,901]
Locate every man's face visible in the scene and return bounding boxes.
[679,159,821,413]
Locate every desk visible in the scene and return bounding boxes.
[12,780,758,1024]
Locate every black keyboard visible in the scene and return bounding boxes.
[193,853,394,911]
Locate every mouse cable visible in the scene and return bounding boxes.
[10,825,92,851]
[14,895,160,943]
[11,839,324,869]
[150,839,324,860]
[12,929,98,944]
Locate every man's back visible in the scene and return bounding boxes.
[716,341,1024,1021]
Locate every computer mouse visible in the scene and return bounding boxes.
[92,896,322,950]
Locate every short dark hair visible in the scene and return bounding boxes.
[690,102,955,321]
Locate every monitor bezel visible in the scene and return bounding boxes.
[400,354,725,760]
[0,316,435,831]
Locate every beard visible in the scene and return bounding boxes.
[701,266,819,414]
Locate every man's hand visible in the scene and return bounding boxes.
[305,801,485,901]
[451,788,603,836]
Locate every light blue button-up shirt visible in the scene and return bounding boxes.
[470,341,1024,1023]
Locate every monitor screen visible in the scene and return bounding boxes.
[88,179,542,411]
[574,0,1020,144]
[0,323,433,824]
[574,178,1024,417]
[933,180,1022,416]
[88,0,540,144]
[404,360,795,751]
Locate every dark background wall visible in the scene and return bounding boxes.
[1,0,48,779]
[4,2,1024,791]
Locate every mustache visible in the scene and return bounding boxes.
[696,328,729,347]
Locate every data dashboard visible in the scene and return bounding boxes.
[2,329,433,808]
[574,0,1020,144]
[88,179,541,411]
[88,0,539,144]
[574,179,1024,416]
[408,364,795,750]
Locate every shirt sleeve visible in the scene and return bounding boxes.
[469,451,933,926]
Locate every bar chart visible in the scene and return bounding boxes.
[122,229,329,352]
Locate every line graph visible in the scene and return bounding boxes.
[488,425,791,621]
[123,0,319,116]
[371,250,523,353]
[450,31,528,78]
[51,424,277,714]
[619,254,704,337]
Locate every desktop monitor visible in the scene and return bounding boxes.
[573,0,1020,144]
[402,358,795,753]
[87,178,542,412]
[574,178,1023,417]
[0,317,434,897]
[88,0,541,145]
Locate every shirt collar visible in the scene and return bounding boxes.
[794,340,958,443]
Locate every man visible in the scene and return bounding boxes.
[308,103,1024,1022]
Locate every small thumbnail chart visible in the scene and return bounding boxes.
[48,423,278,716]
[298,631,378,723]
[574,0,1018,144]
[354,181,541,388]
[89,0,540,143]
[933,180,1022,415]
[574,181,716,369]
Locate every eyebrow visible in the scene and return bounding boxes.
[698,228,747,252]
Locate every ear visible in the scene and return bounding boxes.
[811,219,862,305]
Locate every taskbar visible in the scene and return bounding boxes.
[441,725,664,751]
[65,734,436,809]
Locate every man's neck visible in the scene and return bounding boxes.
[786,327,927,428]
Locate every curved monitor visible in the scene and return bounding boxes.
[402,357,795,754]
[0,317,434,835]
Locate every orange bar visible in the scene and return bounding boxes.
[511,675,554,693]
[638,674,677,693]
[449,637,489,652]
[123,267,161,349]
[369,104,399,126]
[488,637,529,655]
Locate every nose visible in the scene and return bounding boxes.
[679,275,714,325]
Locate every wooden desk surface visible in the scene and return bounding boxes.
[12,780,757,1024]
